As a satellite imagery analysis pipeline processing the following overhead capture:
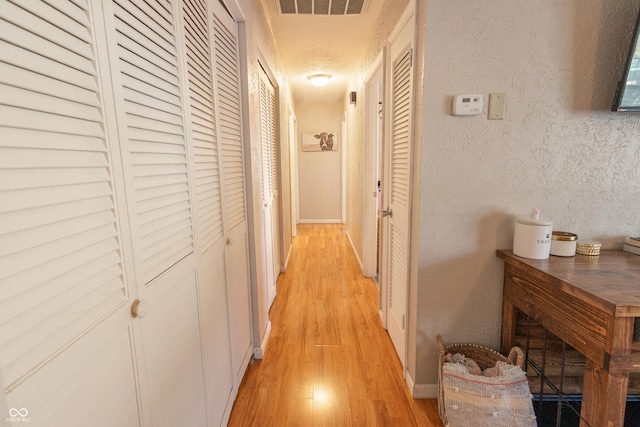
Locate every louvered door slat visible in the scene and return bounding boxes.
[120,74,180,108]
[0,237,120,304]
[117,44,180,90]
[113,1,174,52]
[1,211,116,258]
[0,41,96,90]
[39,0,88,25]
[3,182,112,214]
[0,105,104,136]
[0,223,118,281]
[0,63,99,107]
[2,85,102,122]
[124,100,183,125]
[0,263,122,326]
[0,147,107,169]
[0,198,113,236]
[114,0,194,284]
[0,21,93,75]
[3,1,91,52]
[0,168,109,192]
[1,280,124,379]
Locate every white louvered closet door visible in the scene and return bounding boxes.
[106,0,208,426]
[259,69,278,309]
[383,10,414,371]
[181,0,234,424]
[211,0,252,389]
[0,1,140,425]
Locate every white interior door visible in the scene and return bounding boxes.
[0,1,143,425]
[382,7,415,371]
[289,112,298,237]
[259,68,278,309]
[105,1,209,425]
[211,0,253,388]
[363,61,383,279]
[182,0,235,423]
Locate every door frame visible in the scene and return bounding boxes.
[289,111,298,237]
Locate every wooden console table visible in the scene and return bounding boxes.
[497,249,640,427]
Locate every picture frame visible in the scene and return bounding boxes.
[302,131,338,152]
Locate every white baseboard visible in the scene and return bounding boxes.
[282,244,292,273]
[413,382,439,398]
[345,229,363,272]
[405,369,415,393]
[253,320,271,360]
[298,219,343,224]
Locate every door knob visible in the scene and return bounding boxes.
[226,237,233,246]
[131,299,149,319]
[381,208,393,218]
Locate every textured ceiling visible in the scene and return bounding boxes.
[261,0,384,103]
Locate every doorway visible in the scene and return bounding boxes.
[363,58,384,282]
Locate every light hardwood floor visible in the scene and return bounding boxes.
[228,224,444,426]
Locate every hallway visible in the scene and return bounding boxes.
[227,224,443,426]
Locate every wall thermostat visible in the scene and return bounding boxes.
[453,94,483,116]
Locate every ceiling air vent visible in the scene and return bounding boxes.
[278,0,368,15]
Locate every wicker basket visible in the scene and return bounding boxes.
[436,334,535,427]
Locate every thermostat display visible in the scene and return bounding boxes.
[453,94,483,116]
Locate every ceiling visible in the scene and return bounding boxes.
[260,0,385,103]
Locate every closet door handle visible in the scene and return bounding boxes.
[131,299,149,319]
[381,208,393,218]
[226,237,233,246]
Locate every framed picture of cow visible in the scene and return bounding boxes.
[302,132,338,152]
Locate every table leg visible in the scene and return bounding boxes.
[580,359,629,427]
[501,299,517,355]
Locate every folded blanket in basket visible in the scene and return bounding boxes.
[441,363,537,427]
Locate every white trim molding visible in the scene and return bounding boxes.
[413,383,439,399]
[254,320,271,360]
[298,219,343,224]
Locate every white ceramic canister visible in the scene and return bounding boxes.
[513,208,553,259]
[550,231,578,256]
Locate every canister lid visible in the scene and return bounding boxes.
[552,231,578,241]
[516,208,552,226]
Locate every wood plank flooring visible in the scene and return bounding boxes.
[228,224,443,426]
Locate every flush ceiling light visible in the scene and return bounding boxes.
[307,73,331,87]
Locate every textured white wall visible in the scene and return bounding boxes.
[415,0,640,385]
[237,0,294,348]
[297,102,343,221]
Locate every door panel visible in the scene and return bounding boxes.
[7,316,139,427]
[1,1,252,426]
[383,9,415,370]
[198,246,233,426]
[182,0,235,424]
[259,68,278,309]
[141,272,207,427]
[0,0,131,406]
[211,0,252,387]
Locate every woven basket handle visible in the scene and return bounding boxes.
[507,346,525,369]
[436,334,446,358]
